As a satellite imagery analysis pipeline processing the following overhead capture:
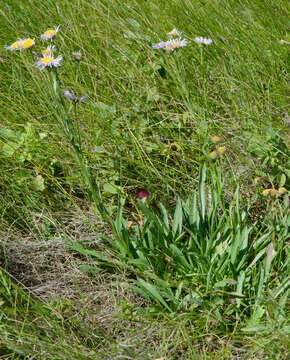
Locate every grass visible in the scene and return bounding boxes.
[0,0,289,358]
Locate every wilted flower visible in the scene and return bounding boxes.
[63,90,87,102]
[269,189,279,196]
[34,55,62,71]
[167,28,181,36]
[194,37,213,45]
[217,146,226,154]
[41,26,60,40]
[211,136,222,143]
[278,187,287,195]
[209,150,218,159]
[127,221,134,230]
[5,38,35,51]
[137,189,149,200]
[72,50,82,60]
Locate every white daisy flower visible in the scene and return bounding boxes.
[5,38,35,51]
[5,40,23,51]
[279,39,290,45]
[34,55,62,71]
[194,37,213,45]
[72,50,82,60]
[64,90,87,102]
[163,38,188,51]
[22,38,35,49]
[40,26,60,40]
[152,38,187,51]
[167,28,181,36]
[41,45,55,57]
[152,41,167,49]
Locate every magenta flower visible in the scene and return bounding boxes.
[137,189,149,200]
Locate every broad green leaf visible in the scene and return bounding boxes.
[241,325,269,332]
[271,277,290,299]
[103,182,123,195]
[134,279,172,312]
[170,244,189,270]
[172,198,183,237]
[236,271,245,307]
[198,164,207,221]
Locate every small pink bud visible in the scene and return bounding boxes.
[137,189,149,200]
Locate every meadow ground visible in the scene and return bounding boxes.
[0,0,289,358]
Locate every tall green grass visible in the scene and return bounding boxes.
[0,0,289,358]
[0,0,289,232]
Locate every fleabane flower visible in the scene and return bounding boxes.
[167,28,181,36]
[194,37,213,45]
[41,45,55,57]
[41,26,60,40]
[152,38,187,51]
[5,40,23,51]
[164,38,188,51]
[22,38,35,49]
[72,50,82,60]
[5,38,34,51]
[64,90,87,102]
[34,55,62,71]
[262,189,270,196]
[152,41,167,49]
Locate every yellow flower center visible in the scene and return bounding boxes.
[41,56,54,64]
[165,45,174,51]
[23,39,34,49]
[12,41,21,49]
[172,42,180,47]
[44,29,56,37]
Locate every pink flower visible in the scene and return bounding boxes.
[137,189,149,200]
